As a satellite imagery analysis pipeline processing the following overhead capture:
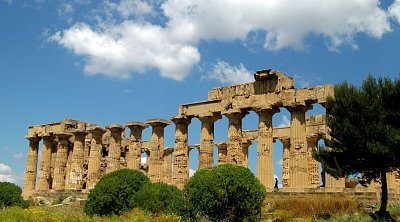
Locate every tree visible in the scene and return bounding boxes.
[84,169,150,216]
[129,182,185,215]
[183,164,266,222]
[0,182,28,208]
[315,75,400,219]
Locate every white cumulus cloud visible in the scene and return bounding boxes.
[13,152,23,159]
[0,163,15,183]
[278,115,290,127]
[51,0,393,81]
[189,168,196,177]
[206,61,253,84]
[389,0,400,24]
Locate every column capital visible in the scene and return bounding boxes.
[55,132,73,140]
[280,137,290,147]
[71,129,89,137]
[171,116,191,126]
[306,134,320,144]
[88,126,106,140]
[216,141,227,150]
[106,124,124,132]
[286,104,313,113]
[198,113,221,123]
[147,118,172,128]
[26,136,40,142]
[254,106,280,115]
[125,121,148,131]
[222,109,246,119]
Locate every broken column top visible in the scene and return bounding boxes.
[125,121,148,129]
[146,118,172,127]
[105,124,124,130]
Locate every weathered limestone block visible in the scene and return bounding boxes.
[325,173,345,188]
[281,137,290,187]
[37,134,54,191]
[172,116,191,189]
[198,114,220,169]
[67,130,88,190]
[147,119,171,183]
[242,140,251,167]
[125,122,148,170]
[216,142,227,165]
[105,124,124,174]
[224,110,246,166]
[53,133,72,190]
[287,106,310,188]
[65,139,73,189]
[86,127,106,190]
[163,148,173,184]
[22,136,40,198]
[307,135,320,188]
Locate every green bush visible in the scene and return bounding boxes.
[0,182,28,208]
[130,182,184,215]
[184,164,267,222]
[84,169,150,216]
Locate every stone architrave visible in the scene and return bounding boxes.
[171,116,191,189]
[224,109,246,165]
[307,135,320,188]
[256,108,278,188]
[147,119,171,183]
[198,113,220,169]
[53,133,72,190]
[216,142,227,165]
[36,134,54,191]
[67,130,88,190]
[287,106,310,188]
[22,136,40,198]
[86,127,106,190]
[105,124,124,174]
[163,148,173,184]
[242,140,251,167]
[125,122,148,170]
[281,137,290,187]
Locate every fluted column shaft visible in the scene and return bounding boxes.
[216,142,227,165]
[198,115,220,169]
[87,128,105,190]
[163,149,173,184]
[36,135,53,191]
[256,109,276,188]
[53,133,71,190]
[307,136,320,188]
[172,117,191,189]
[147,119,170,183]
[242,141,251,167]
[106,125,124,174]
[126,122,147,170]
[281,138,290,188]
[22,137,40,198]
[288,106,309,187]
[225,111,245,165]
[67,131,87,190]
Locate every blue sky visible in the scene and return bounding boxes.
[1,0,400,187]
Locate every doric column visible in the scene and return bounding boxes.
[66,130,88,190]
[198,113,221,169]
[147,119,171,183]
[287,106,310,188]
[163,148,173,184]
[281,137,290,188]
[242,140,251,167]
[125,122,148,170]
[325,173,345,188]
[216,142,227,165]
[22,136,40,198]
[223,109,246,165]
[86,126,106,190]
[53,133,72,190]
[171,116,191,189]
[307,135,320,188]
[256,108,278,189]
[105,124,124,174]
[36,133,54,191]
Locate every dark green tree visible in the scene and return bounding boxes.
[84,169,150,216]
[0,182,28,208]
[315,75,400,219]
[183,164,266,222]
[129,182,185,215]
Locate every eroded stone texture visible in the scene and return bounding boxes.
[163,148,173,184]
[53,133,72,190]
[125,122,147,170]
[256,108,278,188]
[242,140,251,167]
[224,110,246,166]
[67,130,88,190]
[22,136,40,198]
[216,142,227,165]
[281,138,290,187]
[307,136,320,188]
[86,127,106,190]
[106,124,124,174]
[171,117,191,189]
[36,134,54,191]
[147,119,171,183]
[198,114,220,169]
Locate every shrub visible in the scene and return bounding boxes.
[184,164,267,222]
[0,182,28,208]
[84,169,150,216]
[130,182,184,215]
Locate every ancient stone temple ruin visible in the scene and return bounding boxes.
[22,69,400,200]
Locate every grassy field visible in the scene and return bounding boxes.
[1,195,399,222]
